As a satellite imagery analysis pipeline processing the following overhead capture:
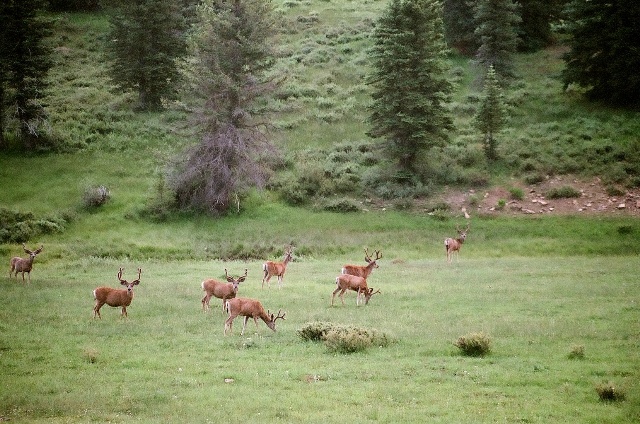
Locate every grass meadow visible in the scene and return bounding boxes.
[1,252,639,423]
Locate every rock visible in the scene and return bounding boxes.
[617,203,626,209]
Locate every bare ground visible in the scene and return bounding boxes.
[436,175,640,218]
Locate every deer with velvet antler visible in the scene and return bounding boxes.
[92,268,142,319]
[224,297,286,335]
[9,243,43,283]
[444,224,470,263]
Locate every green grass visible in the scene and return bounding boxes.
[1,4,640,421]
[1,256,638,422]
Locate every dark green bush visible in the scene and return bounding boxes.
[321,198,360,213]
[455,332,492,357]
[298,322,336,342]
[545,186,581,199]
[595,382,626,402]
[524,173,545,185]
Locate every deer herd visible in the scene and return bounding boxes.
[7,224,471,334]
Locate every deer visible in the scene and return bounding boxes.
[341,248,382,278]
[9,243,43,283]
[201,268,247,313]
[224,297,286,336]
[93,268,141,319]
[331,274,381,307]
[445,224,470,264]
[262,245,293,289]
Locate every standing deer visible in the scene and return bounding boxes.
[93,268,141,319]
[224,297,286,336]
[262,245,293,289]
[445,224,470,263]
[341,248,382,278]
[9,243,43,283]
[201,268,247,312]
[331,274,381,306]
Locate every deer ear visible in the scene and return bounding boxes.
[120,280,129,286]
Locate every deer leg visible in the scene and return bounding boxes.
[224,316,234,335]
[331,287,341,306]
[121,306,127,318]
[240,316,250,336]
[339,289,346,306]
[93,302,103,319]
[201,295,209,311]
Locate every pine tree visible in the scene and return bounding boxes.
[474,0,521,81]
[105,0,186,111]
[170,0,280,214]
[562,0,640,107]
[368,0,452,178]
[443,0,478,55]
[0,0,52,150]
[475,65,506,161]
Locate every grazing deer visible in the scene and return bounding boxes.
[331,274,381,306]
[262,245,293,289]
[93,268,141,319]
[341,248,382,278]
[9,243,43,283]
[201,268,247,312]
[445,224,470,264]
[224,297,286,336]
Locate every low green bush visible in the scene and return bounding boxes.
[455,332,492,357]
[545,186,581,199]
[509,187,525,200]
[567,344,585,359]
[298,322,391,353]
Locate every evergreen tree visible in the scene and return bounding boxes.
[517,0,554,52]
[475,65,506,161]
[170,0,280,214]
[443,0,478,55]
[474,0,521,81]
[562,0,640,107]
[105,0,186,111]
[368,0,453,178]
[0,0,52,150]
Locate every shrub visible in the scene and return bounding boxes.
[524,173,545,185]
[298,322,335,342]
[82,185,111,208]
[509,187,525,200]
[545,186,581,199]
[298,322,391,353]
[455,332,492,357]
[567,344,585,359]
[320,198,360,213]
[595,382,626,402]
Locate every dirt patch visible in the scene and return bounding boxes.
[438,175,640,218]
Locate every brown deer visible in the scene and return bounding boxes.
[201,268,247,312]
[224,297,286,336]
[445,224,470,263]
[93,268,141,319]
[341,248,382,278]
[9,243,43,283]
[262,245,293,289]
[331,274,381,306]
